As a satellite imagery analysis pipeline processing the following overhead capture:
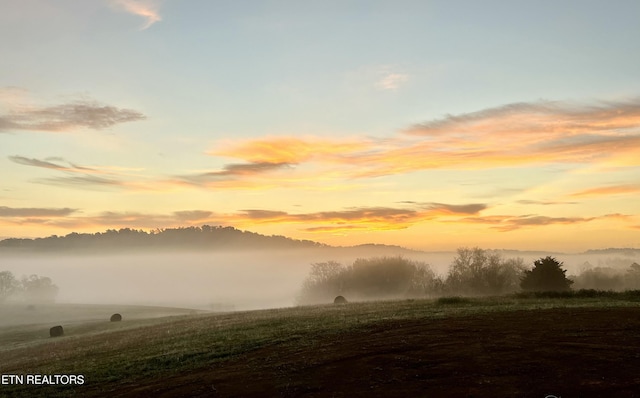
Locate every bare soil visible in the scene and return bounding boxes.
[94,306,640,397]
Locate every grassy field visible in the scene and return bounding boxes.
[1,292,640,397]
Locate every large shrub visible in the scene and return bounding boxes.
[520,256,573,292]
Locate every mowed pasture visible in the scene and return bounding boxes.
[0,303,203,350]
[1,295,640,397]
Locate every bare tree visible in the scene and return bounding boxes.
[297,261,346,305]
[446,248,524,296]
[21,274,59,303]
[0,271,18,304]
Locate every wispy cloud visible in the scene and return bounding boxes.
[19,209,229,231]
[3,201,487,233]
[406,100,640,138]
[375,72,409,90]
[35,175,126,189]
[568,184,640,198]
[110,0,162,30]
[8,155,162,191]
[7,202,630,237]
[211,137,370,164]
[0,206,77,218]
[459,213,630,232]
[10,154,295,192]
[235,202,487,232]
[0,96,145,133]
[425,202,488,215]
[210,98,640,182]
[177,162,294,185]
[9,156,96,172]
[173,210,213,222]
[516,200,579,205]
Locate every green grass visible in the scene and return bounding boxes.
[514,288,640,300]
[436,296,473,305]
[0,303,202,350]
[1,291,640,397]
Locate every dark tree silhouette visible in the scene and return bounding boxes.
[520,256,573,292]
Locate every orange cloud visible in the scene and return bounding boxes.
[233,203,487,232]
[211,137,373,164]
[208,99,640,180]
[406,100,640,140]
[569,184,640,198]
[0,202,487,235]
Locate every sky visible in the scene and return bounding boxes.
[1,0,639,252]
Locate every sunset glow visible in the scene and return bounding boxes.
[1,1,639,251]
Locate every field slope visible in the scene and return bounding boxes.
[1,296,640,397]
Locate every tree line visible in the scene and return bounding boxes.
[0,271,58,304]
[297,247,640,305]
[0,226,325,252]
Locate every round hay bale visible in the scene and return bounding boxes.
[334,295,348,304]
[50,325,64,338]
[110,313,122,322]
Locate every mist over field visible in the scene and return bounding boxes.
[0,247,432,310]
[2,250,310,310]
[2,245,639,311]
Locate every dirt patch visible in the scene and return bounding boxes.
[92,307,640,397]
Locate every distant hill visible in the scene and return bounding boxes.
[0,225,327,253]
[582,248,640,256]
[2,226,636,257]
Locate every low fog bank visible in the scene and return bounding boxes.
[1,247,638,311]
[0,247,434,311]
[2,251,309,311]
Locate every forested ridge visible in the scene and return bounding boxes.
[0,225,326,252]
[1,225,638,256]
